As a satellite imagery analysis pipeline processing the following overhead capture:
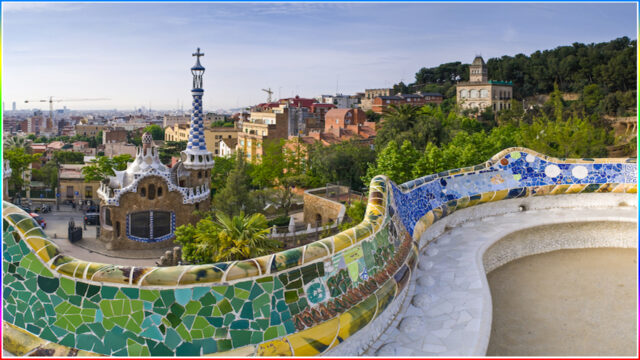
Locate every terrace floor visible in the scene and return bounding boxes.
[364,196,637,357]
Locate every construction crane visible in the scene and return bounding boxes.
[261,88,273,103]
[24,97,110,134]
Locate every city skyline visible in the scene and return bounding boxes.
[2,2,637,111]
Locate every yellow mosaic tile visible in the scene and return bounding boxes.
[225,260,260,281]
[287,317,340,356]
[2,321,47,356]
[255,338,293,356]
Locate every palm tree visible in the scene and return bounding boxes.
[214,212,281,261]
[4,135,32,153]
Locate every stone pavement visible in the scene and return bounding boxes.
[364,195,637,356]
[37,205,168,267]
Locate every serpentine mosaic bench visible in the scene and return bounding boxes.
[2,148,636,356]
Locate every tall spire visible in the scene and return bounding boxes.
[181,47,214,170]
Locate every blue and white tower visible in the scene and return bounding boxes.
[181,48,214,170]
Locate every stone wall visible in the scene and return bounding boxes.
[2,148,636,357]
[100,175,202,250]
[302,187,347,226]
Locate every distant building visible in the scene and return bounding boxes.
[12,102,16,111]
[360,88,392,111]
[316,94,360,109]
[218,138,237,158]
[103,142,137,158]
[75,124,107,137]
[58,164,101,204]
[371,93,443,114]
[163,114,190,128]
[456,56,513,112]
[164,123,190,142]
[103,128,128,144]
[204,127,238,156]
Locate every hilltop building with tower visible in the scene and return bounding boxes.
[97,49,214,250]
[456,56,513,113]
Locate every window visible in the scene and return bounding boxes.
[85,186,93,198]
[198,171,202,179]
[140,186,146,197]
[148,184,156,200]
[157,186,163,197]
[127,211,175,242]
[104,208,112,227]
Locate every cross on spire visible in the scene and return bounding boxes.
[193,47,204,60]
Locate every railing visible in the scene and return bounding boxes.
[2,148,636,357]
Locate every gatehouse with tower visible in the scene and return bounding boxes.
[97,48,214,250]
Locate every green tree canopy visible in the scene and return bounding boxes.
[82,154,133,182]
[4,148,41,191]
[307,140,375,190]
[363,140,419,185]
[174,212,280,264]
[53,151,84,165]
[143,125,165,140]
[214,152,260,216]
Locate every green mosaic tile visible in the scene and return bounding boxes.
[234,287,250,300]
[164,328,181,349]
[214,327,228,339]
[230,298,244,313]
[100,286,118,300]
[176,323,192,342]
[230,319,249,330]
[183,315,195,329]
[160,289,175,306]
[223,313,235,326]
[230,330,252,348]
[176,341,201,356]
[121,287,139,299]
[240,302,254,320]
[284,290,299,304]
[264,326,278,341]
[170,303,185,318]
[217,339,232,352]
[139,289,159,302]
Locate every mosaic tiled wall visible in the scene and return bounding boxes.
[2,148,636,356]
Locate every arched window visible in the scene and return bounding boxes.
[148,184,156,200]
[127,211,174,242]
[140,187,146,197]
[157,186,163,197]
[116,222,120,237]
[104,208,112,227]
[198,171,202,179]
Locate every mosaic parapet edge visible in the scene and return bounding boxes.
[2,147,637,357]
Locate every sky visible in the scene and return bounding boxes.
[2,2,637,112]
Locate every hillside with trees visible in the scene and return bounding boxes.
[400,37,637,116]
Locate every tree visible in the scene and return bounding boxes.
[82,154,133,182]
[159,141,187,164]
[307,140,375,190]
[518,116,611,158]
[339,200,366,231]
[4,148,41,193]
[31,162,59,191]
[214,152,260,216]
[174,212,280,264]
[210,156,235,194]
[143,125,165,140]
[249,139,310,216]
[53,151,84,165]
[363,140,419,185]
[4,135,32,153]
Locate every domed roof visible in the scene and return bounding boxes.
[107,136,170,189]
[472,56,485,66]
